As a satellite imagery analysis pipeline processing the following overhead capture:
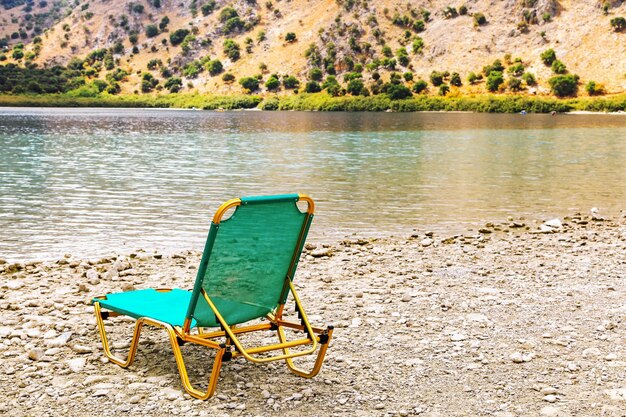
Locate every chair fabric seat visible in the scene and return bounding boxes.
[95,288,271,328]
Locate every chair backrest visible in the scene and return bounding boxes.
[186,194,313,327]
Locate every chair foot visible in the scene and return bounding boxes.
[94,302,143,367]
[166,327,226,400]
[279,325,334,378]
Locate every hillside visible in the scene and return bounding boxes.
[1,0,625,98]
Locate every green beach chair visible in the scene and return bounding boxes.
[92,194,333,400]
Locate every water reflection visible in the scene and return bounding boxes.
[1,108,625,261]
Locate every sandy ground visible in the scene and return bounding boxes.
[1,211,625,417]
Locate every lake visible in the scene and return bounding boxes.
[1,107,625,261]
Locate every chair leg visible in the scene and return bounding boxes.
[93,302,144,368]
[163,324,226,400]
[277,326,334,378]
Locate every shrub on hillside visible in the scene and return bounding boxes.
[145,25,159,38]
[549,74,579,97]
[384,83,412,100]
[285,32,296,42]
[508,77,522,91]
[467,72,481,84]
[540,48,556,66]
[450,72,462,87]
[486,71,504,92]
[430,70,444,86]
[304,81,322,93]
[201,0,216,16]
[551,59,567,74]
[239,76,259,92]
[164,77,182,92]
[473,13,487,26]
[396,47,409,66]
[610,17,626,32]
[585,81,605,96]
[412,37,424,54]
[508,63,525,76]
[522,72,536,86]
[223,39,241,61]
[412,79,428,93]
[345,79,366,96]
[205,59,223,76]
[170,29,190,46]
[283,75,300,89]
[265,76,280,90]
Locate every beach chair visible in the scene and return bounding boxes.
[92,194,333,400]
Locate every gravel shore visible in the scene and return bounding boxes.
[1,212,625,417]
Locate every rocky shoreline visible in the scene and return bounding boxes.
[1,211,625,417]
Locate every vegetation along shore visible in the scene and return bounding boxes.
[1,92,625,113]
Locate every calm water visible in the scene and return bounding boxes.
[1,108,625,261]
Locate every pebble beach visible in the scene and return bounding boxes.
[1,211,625,417]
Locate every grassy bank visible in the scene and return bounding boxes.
[1,92,625,113]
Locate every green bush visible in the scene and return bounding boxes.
[396,47,409,66]
[483,59,504,77]
[549,74,579,97]
[170,29,190,46]
[285,32,297,42]
[304,81,322,93]
[147,59,161,70]
[159,16,170,31]
[585,81,605,96]
[384,83,412,100]
[412,79,428,93]
[412,37,424,54]
[403,72,413,81]
[201,0,216,16]
[205,59,223,76]
[309,68,323,81]
[430,71,444,86]
[486,71,504,92]
[551,59,567,74]
[467,72,480,84]
[347,79,367,96]
[239,76,259,91]
[450,72,462,87]
[183,62,200,78]
[540,48,556,66]
[473,13,487,26]
[260,97,279,110]
[508,63,524,76]
[164,77,182,92]
[508,77,522,91]
[521,72,536,86]
[223,39,241,61]
[219,7,239,22]
[438,84,450,96]
[145,25,159,38]
[282,75,299,89]
[222,73,235,83]
[265,76,280,90]
[443,7,458,19]
[610,17,625,32]
[459,5,467,15]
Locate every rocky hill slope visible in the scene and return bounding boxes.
[1,0,625,96]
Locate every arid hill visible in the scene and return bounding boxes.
[1,0,625,96]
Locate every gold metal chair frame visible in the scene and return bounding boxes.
[92,195,333,400]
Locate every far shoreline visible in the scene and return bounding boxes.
[0,92,625,113]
